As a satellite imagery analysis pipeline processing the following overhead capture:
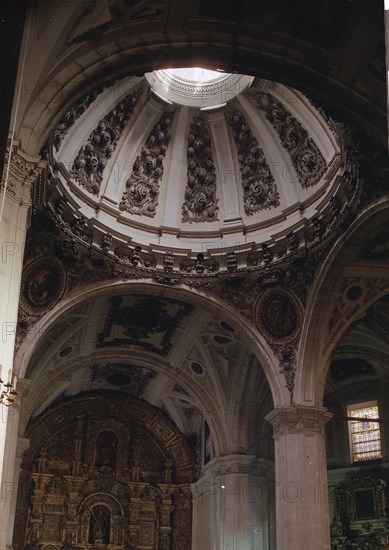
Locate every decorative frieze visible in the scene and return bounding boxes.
[229,110,280,214]
[254,92,327,188]
[182,116,219,223]
[71,88,142,195]
[120,110,175,216]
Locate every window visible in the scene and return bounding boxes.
[348,401,382,463]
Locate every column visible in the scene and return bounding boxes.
[191,454,274,550]
[265,405,333,550]
[0,378,31,550]
[0,144,43,550]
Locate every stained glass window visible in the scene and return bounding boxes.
[348,401,382,463]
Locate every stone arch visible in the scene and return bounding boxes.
[295,201,389,406]
[15,279,287,408]
[14,2,384,157]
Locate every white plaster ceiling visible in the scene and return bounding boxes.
[22,290,273,458]
[49,73,341,255]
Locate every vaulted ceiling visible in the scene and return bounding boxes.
[2,0,388,469]
[21,288,273,459]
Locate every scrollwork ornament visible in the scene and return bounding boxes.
[182,116,219,222]
[229,110,280,214]
[71,87,142,194]
[254,92,327,188]
[273,341,298,398]
[53,80,118,151]
[120,110,175,215]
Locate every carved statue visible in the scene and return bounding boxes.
[89,506,110,544]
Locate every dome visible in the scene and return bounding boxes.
[45,70,350,275]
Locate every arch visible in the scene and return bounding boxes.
[295,200,389,406]
[14,3,385,156]
[15,279,287,407]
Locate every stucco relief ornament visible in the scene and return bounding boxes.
[120,110,175,215]
[254,288,303,399]
[71,88,142,194]
[229,110,280,214]
[53,81,117,151]
[254,288,302,344]
[20,257,66,316]
[182,117,219,223]
[254,92,327,188]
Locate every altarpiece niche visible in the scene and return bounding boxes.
[13,393,195,550]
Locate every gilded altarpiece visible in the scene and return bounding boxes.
[14,394,195,550]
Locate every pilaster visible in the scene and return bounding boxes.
[266,405,333,550]
[0,378,31,550]
[0,144,45,548]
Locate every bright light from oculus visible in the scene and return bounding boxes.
[165,67,226,83]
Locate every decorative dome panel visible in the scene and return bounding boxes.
[45,71,354,275]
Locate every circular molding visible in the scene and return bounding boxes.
[254,288,302,344]
[20,257,66,316]
[146,70,253,107]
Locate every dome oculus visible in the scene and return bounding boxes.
[147,68,253,107]
[165,67,227,84]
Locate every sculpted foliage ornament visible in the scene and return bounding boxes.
[229,110,280,214]
[53,81,116,151]
[254,92,327,188]
[120,110,175,215]
[71,88,142,194]
[182,116,219,223]
[254,288,303,399]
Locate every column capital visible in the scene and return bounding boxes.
[265,405,333,438]
[1,143,45,204]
